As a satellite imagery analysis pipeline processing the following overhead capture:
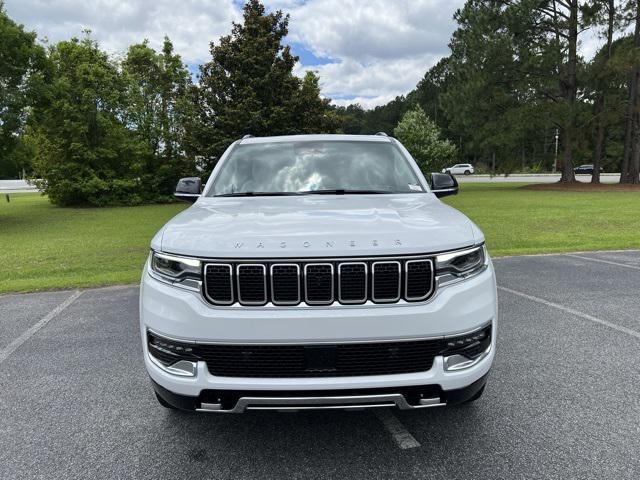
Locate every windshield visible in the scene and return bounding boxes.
[208,140,424,196]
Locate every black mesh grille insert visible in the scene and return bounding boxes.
[204,264,233,304]
[305,264,333,303]
[271,264,300,304]
[405,260,433,300]
[237,265,266,304]
[339,263,367,303]
[148,323,492,379]
[198,339,446,378]
[372,262,400,301]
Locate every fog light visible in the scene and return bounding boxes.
[442,324,492,372]
[147,331,199,377]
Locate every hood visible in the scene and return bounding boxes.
[156,194,481,258]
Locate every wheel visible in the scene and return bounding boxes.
[155,391,177,410]
[462,385,485,404]
[464,170,471,175]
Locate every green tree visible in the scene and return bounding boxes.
[0,2,47,178]
[361,96,410,135]
[621,0,640,183]
[294,71,340,133]
[332,104,366,134]
[583,0,618,183]
[394,106,457,172]
[192,0,302,171]
[122,37,195,194]
[31,35,148,206]
[442,1,538,174]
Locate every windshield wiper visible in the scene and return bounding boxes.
[298,189,393,195]
[214,191,301,197]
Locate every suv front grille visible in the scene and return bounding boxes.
[202,256,434,307]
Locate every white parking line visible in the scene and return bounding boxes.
[498,286,640,340]
[0,290,83,365]
[566,254,640,271]
[374,409,421,449]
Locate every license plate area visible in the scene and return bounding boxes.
[304,346,337,373]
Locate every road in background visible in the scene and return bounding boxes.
[1,251,639,479]
[457,173,620,183]
[0,174,623,193]
[0,179,37,193]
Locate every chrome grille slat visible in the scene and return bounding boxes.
[371,261,401,302]
[203,264,234,305]
[338,262,367,304]
[270,264,300,305]
[202,256,435,307]
[405,259,434,301]
[304,263,334,305]
[237,264,267,305]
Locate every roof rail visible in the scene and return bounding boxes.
[242,134,253,139]
[375,132,388,136]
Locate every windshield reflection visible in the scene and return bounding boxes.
[209,141,423,196]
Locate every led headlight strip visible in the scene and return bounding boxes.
[435,245,487,280]
[149,251,202,291]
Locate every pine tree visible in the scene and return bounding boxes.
[192,0,301,171]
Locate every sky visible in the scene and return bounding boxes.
[5,0,467,109]
[5,0,606,109]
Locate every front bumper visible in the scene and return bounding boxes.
[140,258,497,405]
[152,373,489,412]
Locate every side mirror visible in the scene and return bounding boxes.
[174,177,202,203]
[429,173,459,198]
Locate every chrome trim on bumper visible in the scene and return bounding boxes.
[443,344,492,372]
[148,352,197,377]
[196,393,446,413]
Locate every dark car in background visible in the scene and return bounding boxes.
[574,164,603,175]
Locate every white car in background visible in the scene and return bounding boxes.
[443,164,474,175]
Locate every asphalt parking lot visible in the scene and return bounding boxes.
[1,251,639,479]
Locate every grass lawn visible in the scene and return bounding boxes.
[1,184,639,293]
[0,193,186,294]
[445,182,640,257]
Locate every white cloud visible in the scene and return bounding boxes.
[5,0,239,65]
[284,0,463,107]
[295,54,444,109]
[285,0,461,61]
[5,0,464,107]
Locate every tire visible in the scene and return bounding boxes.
[462,385,485,404]
[464,170,471,175]
[155,391,178,410]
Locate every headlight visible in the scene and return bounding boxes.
[149,251,202,290]
[436,245,487,277]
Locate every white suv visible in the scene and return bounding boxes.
[443,164,474,175]
[140,134,497,413]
